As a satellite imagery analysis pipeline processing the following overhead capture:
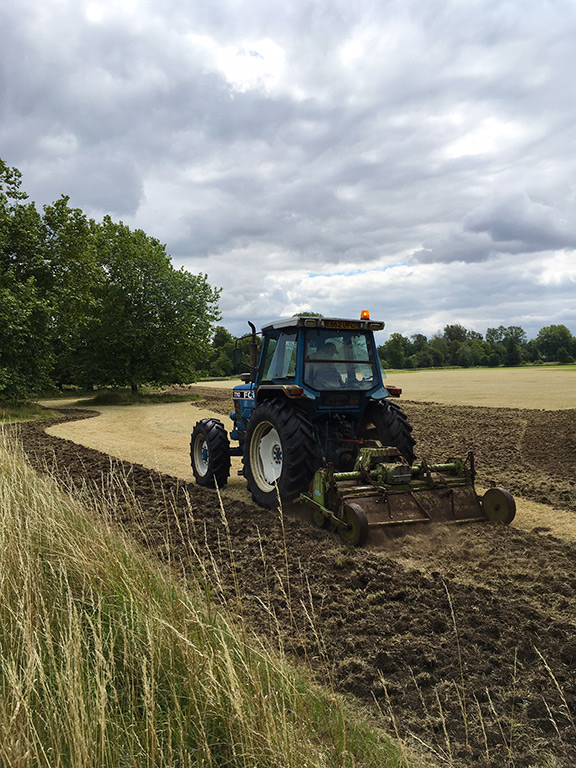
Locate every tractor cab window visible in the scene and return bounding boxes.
[304,329,378,390]
[260,332,298,382]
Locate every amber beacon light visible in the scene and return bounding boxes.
[360,309,370,319]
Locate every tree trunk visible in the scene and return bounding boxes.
[131,383,138,395]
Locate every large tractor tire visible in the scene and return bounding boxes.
[360,399,416,464]
[191,418,231,488]
[243,400,320,508]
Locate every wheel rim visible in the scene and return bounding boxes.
[482,487,516,524]
[250,421,283,492]
[193,434,209,477]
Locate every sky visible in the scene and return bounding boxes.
[1,0,575,341]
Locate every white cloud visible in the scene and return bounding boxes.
[537,252,576,287]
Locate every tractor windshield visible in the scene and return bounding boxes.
[304,329,380,390]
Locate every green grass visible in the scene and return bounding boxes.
[385,362,576,374]
[0,432,419,768]
[0,402,62,423]
[75,388,203,406]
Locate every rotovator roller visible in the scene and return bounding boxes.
[190,312,516,546]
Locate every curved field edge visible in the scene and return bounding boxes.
[0,430,418,768]
[41,387,576,515]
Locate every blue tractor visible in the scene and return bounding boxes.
[191,313,515,545]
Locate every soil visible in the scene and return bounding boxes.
[9,392,576,768]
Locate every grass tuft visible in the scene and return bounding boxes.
[0,402,61,423]
[76,388,202,406]
[0,430,414,768]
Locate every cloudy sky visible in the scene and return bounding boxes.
[2,0,575,340]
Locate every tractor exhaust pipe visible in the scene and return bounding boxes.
[248,321,258,380]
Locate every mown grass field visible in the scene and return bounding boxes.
[192,366,576,410]
[385,366,576,409]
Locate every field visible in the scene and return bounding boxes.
[18,368,576,766]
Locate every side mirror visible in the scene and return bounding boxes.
[233,348,243,368]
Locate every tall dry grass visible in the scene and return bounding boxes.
[0,431,413,768]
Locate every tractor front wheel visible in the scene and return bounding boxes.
[191,418,231,488]
[360,399,416,464]
[243,400,320,508]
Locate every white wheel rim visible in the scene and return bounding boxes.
[193,435,209,476]
[251,422,283,492]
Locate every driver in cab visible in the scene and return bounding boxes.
[308,342,343,389]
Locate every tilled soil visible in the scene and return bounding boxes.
[10,395,576,768]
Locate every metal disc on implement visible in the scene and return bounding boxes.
[338,503,369,546]
[482,487,516,524]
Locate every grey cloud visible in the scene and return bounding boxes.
[463,193,576,252]
[1,0,576,337]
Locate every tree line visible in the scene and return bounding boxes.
[202,319,576,379]
[1,159,220,402]
[378,323,576,369]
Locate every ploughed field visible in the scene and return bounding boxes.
[13,390,576,768]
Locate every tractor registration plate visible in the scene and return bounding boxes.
[325,320,358,329]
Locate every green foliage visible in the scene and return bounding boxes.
[77,217,221,391]
[378,333,408,369]
[41,197,103,386]
[443,323,469,343]
[0,276,53,401]
[457,346,473,368]
[377,321,575,371]
[0,402,61,423]
[502,336,522,366]
[0,158,221,401]
[204,324,262,378]
[0,160,53,401]
[535,324,576,361]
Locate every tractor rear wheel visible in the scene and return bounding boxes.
[191,418,231,488]
[360,400,416,464]
[243,400,320,508]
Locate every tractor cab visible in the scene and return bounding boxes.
[230,314,397,445]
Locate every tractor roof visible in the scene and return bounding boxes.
[261,315,385,332]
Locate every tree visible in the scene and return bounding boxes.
[0,159,53,400]
[487,325,527,347]
[457,347,473,368]
[443,324,469,343]
[0,275,53,401]
[205,325,263,377]
[428,335,449,367]
[41,196,103,387]
[557,347,573,364]
[381,333,409,368]
[79,218,220,391]
[535,325,576,361]
[502,336,521,366]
